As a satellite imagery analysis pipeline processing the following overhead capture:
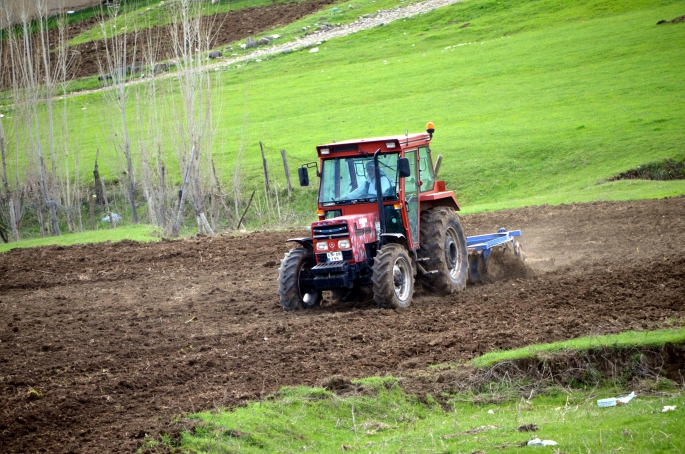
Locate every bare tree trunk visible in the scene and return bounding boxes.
[166,0,219,236]
[0,123,20,242]
[93,149,105,204]
[96,0,140,224]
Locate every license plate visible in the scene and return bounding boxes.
[326,251,343,262]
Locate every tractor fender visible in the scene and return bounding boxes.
[419,191,461,212]
[286,237,314,252]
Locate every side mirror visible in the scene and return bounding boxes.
[397,157,411,178]
[298,167,309,186]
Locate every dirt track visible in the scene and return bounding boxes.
[1,197,684,453]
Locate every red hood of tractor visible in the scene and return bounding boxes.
[311,214,379,264]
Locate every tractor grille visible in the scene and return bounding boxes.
[317,250,353,263]
[313,224,349,239]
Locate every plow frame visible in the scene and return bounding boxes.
[466,228,522,260]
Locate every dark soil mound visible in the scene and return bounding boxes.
[657,14,685,25]
[608,158,685,182]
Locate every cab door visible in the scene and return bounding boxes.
[403,150,420,249]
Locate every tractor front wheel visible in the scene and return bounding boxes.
[278,248,321,311]
[418,207,468,295]
[372,243,415,309]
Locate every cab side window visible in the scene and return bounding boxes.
[419,146,436,192]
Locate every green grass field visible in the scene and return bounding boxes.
[1,0,684,238]
[161,329,685,453]
[0,224,161,253]
[173,390,685,453]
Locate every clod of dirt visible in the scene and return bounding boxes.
[517,423,539,432]
[321,375,352,390]
[657,15,685,25]
[225,429,250,438]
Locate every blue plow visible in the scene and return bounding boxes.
[466,228,524,284]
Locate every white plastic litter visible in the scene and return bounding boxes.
[487,409,494,414]
[597,391,635,408]
[527,438,557,446]
[309,47,319,53]
[101,213,121,223]
[662,405,676,412]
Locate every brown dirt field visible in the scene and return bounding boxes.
[73,0,335,80]
[0,0,334,88]
[1,197,684,453]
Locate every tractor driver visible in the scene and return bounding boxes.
[345,160,393,200]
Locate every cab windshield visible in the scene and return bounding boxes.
[319,154,400,205]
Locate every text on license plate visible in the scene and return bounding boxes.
[326,251,343,262]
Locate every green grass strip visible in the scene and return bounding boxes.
[471,327,685,369]
[0,224,161,253]
[171,383,685,453]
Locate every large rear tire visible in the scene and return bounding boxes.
[418,207,468,295]
[372,243,414,309]
[277,248,321,311]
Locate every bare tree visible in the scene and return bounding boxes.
[135,14,168,229]
[96,0,140,224]
[0,10,23,241]
[54,9,81,233]
[166,0,219,237]
[0,112,22,242]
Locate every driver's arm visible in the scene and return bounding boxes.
[345,180,368,199]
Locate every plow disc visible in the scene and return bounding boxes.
[467,229,530,285]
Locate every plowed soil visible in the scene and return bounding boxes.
[1,197,684,453]
[0,0,335,87]
[73,0,335,80]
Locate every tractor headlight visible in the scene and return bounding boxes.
[316,242,328,251]
[338,239,350,249]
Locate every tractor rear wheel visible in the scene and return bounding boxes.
[418,207,468,295]
[372,243,414,309]
[277,248,321,311]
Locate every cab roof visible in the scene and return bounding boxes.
[317,133,430,149]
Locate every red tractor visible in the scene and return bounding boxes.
[278,123,468,310]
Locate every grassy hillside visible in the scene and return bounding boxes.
[2,0,683,232]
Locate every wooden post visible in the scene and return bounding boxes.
[434,154,443,178]
[280,149,292,196]
[89,189,96,230]
[236,190,256,230]
[259,141,270,193]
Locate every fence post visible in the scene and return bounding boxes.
[280,149,292,196]
[259,141,270,193]
[434,154,443,178]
